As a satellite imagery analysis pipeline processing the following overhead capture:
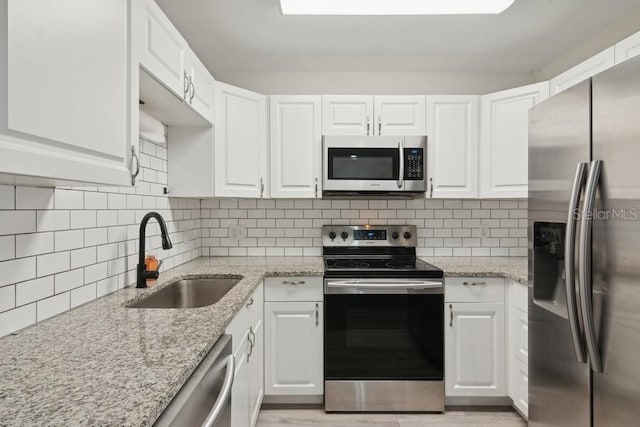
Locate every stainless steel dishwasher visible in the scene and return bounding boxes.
[154,335,234,427]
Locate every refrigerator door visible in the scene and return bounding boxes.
[528,80,591,427]
[591,55,640,427]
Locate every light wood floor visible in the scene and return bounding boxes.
[257,409,527,427]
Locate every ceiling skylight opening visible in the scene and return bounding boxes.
[280,0,517,16]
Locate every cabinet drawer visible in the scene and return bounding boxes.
[514,308,529,365]
[511,280,529,313]
[265,277,323,302]
[445,277,505,303]
[513,358,529,418]
[226,282,263,354]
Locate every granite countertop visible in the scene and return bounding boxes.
[0,257,324,427]
[420,256,528,285]
[0,255,527,426]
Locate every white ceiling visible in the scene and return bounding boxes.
[156,0,640,74]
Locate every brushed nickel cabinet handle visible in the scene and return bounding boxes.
[430,177,434,198]
[315,303,319,326]
[183,71,190,99]
[366,116,370,135]
[260,177,264,198]
[130,145,140,186]
[282,280,306,285]
[189,77,195,103]
[315,177,319,198]
[462,281,487,286]
[449,304,453,327]
[378,116,382,135]
[246,297,254,308]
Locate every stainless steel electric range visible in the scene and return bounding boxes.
[322,225,445,412]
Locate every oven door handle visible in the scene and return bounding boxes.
[326,279,443,290]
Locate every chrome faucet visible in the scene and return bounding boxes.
[137,212,173,288]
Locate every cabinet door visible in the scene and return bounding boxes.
[549,47,615,95]
[140,0,187,99]
[426,96,479,198]
[615,30,640,64]
[480,82,549,198]
[270,96,322,198]
[248,316,264,427]
[0,0,133,187]
[231,330,250,427]
[374,95,426,136]
[265,302,323,396]
[445,302,506,397]
[215,82,268,198]
[186,52,215,123]
[322,95,374,135]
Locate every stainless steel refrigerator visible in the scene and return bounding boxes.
[529,55,640,427]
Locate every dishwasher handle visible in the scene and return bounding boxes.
[201,354,235,427]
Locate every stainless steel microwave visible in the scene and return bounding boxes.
[322,135,427,198]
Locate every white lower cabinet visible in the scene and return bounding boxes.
[508,280,529,418]
[445,302,506,397]
[264,301,323,396]
[264,277,324,399]
[444,277,506,398]
[225,282,264,427]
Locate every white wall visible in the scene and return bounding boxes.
[214,71,537,95]
[536,8,640,81]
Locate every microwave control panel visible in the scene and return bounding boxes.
[404,148,424,180]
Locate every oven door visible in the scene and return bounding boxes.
[324,278,444,382]
[323,136,426,192]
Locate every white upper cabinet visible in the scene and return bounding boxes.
[549,47,615,95]
[445,302,506,397]
[374,96,426,136]
[322,95,374,135]
[426,96,479,199]
[615,30,640,64]
[322,95,426,136]
[184,51,215,123]
[140,0,187,99]
[215,82,269,198]
[0,0,134,187]
[480,82,549,198]
[270,96,322,198]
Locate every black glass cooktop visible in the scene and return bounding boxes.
[324,257,444,279]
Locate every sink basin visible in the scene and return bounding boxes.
[127,278,240,309]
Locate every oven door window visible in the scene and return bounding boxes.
[325,293,444,380]
[327,148,399,180]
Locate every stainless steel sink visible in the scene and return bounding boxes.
[127,278,241,309]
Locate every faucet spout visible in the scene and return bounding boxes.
[137,212,173,288]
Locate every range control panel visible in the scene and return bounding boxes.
[404,148,424,180]
[323,225,417,247]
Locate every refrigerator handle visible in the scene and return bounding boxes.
[578,160,603,373]
[566,162,588,363]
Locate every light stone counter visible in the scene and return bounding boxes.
[420,256,528,284]
[0,255,526,426]
[0,257,323,427]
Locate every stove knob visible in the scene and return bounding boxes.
[340,231,349,240]
[403,231,412,239]
[392,232,400,240]
[328,231,336,240]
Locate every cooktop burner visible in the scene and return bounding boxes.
[331,260,371,269]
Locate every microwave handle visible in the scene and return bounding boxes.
[397,141,404,189]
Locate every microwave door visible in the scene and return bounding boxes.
[323,136,404,192]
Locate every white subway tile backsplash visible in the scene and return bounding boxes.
[55,190,84,210]
[16,187,54,210]
[0,211,36,235]
[0,235,15,261]
[0,285,15,312]
[70,210,97,229]
[37,252,70,277]
[0,185,15,209]
[0,257,37,287]
[70,283,97,308]
[37,210,70,232]
[54,230,84,252]
[84,192,108,210]
[37,293,70,322]
[55,268,85,294]
[0,303,36,336]
[16,276,54,306]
